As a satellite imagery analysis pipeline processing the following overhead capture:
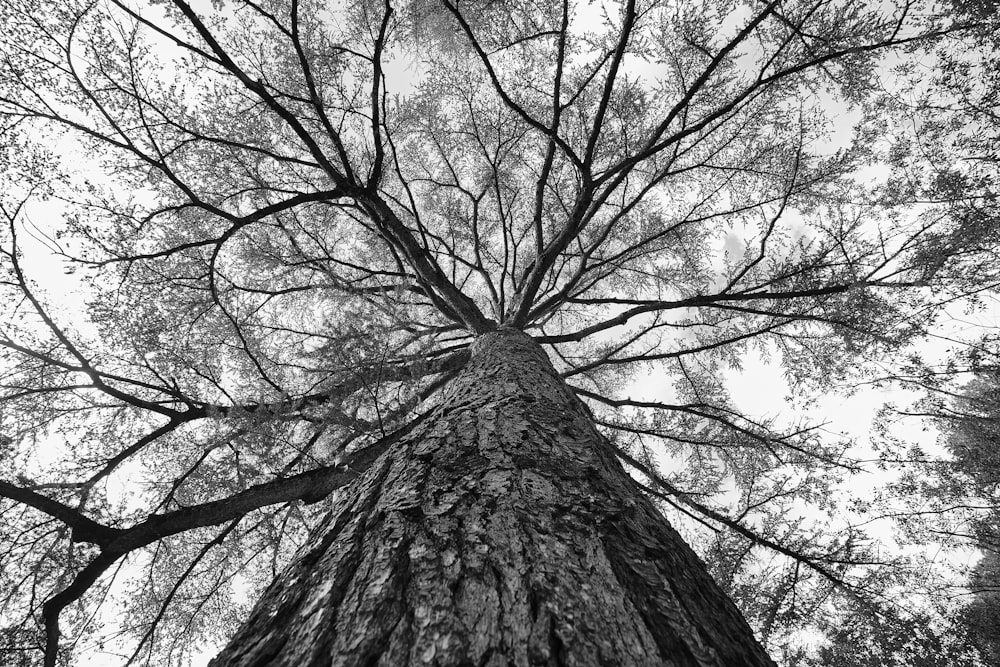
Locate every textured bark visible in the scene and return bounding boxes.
[211,329,775,667]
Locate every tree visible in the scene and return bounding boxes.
[886,369,1000,665]
[0,0,992,664]
[798,604,984,667]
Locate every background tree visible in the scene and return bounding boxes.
[0,0,993,664]
[872,369,1000,666]
[807,0,1000,660]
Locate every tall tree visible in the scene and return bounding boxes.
[0,0,990,664]
[880,369,1000,666]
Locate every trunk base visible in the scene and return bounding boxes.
[211,330,774,667]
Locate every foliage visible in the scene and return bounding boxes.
[886,369,1000,666]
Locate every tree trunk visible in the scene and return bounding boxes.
[210,329,775,667]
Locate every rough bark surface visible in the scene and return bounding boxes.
[211,329,775,667]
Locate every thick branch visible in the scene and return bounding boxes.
[0,481,121,547]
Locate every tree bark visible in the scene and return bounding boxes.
[210,329,775,667]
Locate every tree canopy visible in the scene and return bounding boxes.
[0,0,997,664]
